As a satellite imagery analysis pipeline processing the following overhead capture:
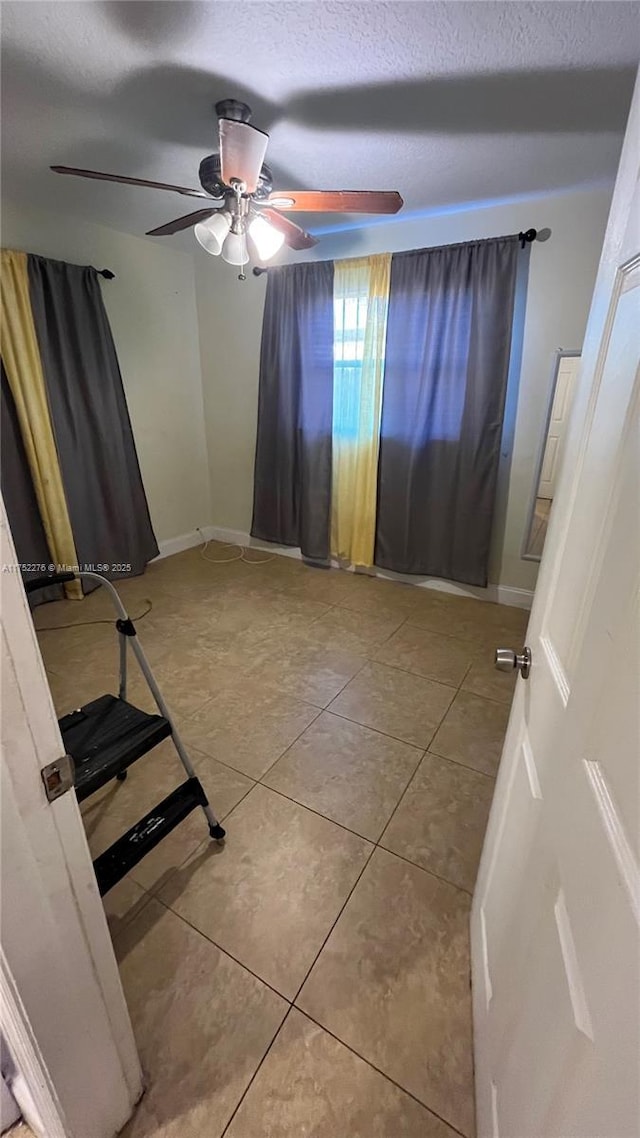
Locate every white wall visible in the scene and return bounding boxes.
[195,185,612,594]
[1,201,211,548]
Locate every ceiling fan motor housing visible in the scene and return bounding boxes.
[198,154,273,200]
[214,98,252,123]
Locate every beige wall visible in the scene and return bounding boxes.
[1,201,211,547]
[2,186,612,593]
[195,256,268,540]
[195,185,612,593]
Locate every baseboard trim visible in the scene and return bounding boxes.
[202,525,534,610]
[495,585,535,610]
[155,530,204,559]
[203,525,302,561]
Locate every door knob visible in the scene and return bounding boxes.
[495,646,532,679]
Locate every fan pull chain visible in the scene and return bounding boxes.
[238,244,247,282]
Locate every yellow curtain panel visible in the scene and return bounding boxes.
[331,252,391,567]
[0,250,81,598]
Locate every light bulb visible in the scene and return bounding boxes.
[249,214,285,261]
[194,210,231,255]
[222,229,248,266]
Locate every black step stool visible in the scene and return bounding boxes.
[27,571,225,896]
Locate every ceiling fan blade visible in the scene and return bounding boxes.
[268,190,403,214]
[50,166,212,199]
[260,208,318,251]
[218,119,269,194]
[146,209,218,237]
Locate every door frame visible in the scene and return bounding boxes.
[0,496,143,1137]
[521,347,581,563]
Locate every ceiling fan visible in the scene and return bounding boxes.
[51,98,403,279]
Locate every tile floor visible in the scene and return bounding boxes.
[35,545,528,1138]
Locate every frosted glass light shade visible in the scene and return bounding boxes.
[249,214,285,261]
[194,211,231,255]
[222,229,248,266]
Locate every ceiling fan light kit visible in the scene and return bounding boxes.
[194,210,231,255]
[221,227,249,268]
[249,213,286,260]
[51,97,404,280]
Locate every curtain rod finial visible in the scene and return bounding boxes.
[98,268,115,279]
[518,229,537,249]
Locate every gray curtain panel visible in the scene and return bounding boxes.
[375,235,520,587]
[251,260,335,562]
[27,255,158,579]
[1,363,63,604]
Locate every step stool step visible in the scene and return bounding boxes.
[59,693,172,802]
[93,777,208,895]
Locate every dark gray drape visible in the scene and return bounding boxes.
[27,255,158,578]
[251,260,335,561]
[375,235,519,587]
[1,363,63,604]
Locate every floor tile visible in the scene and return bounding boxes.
[191,747,255,815]
[46,658,158,717]
[81,739,251,894]
[202,590,331,637]
[303,605,404,656]
[37,621,114,675]
[248,641,366,708]
[116,568,173,607]
[381,752,494,892]
[462,645,518,704]
[158,784,372,999]
[103,876,151,939]
[147,644,239,718]
[5,1124,36,1138]
[484,600,530,640]
[225,1008,458,1138]
[181,680,320,779]
[374,624,472,686]
[409,591,529,649]
[34,586,115,628]
[45,662,119,718]
[408,592,496,646]
[117,899,287,1138]
[329,662,455,748]
[271,563,360,605]
[255,550,306,583]
[29,553,522,1132]
[263,712,422,840]
[138,606,225,659]
[430,690,510,776]
[337,574,421,622]
[297,848,474,1137]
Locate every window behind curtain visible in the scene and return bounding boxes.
[331,254,391,566]
[334,290,376,440]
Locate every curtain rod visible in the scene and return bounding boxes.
[252,228,538,276]
[97,268,115,279]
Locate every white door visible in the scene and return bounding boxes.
[537,354,580,500]
[0,497,143,1137]
[472,72,640,1138]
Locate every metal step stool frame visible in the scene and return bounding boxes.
[26,570,225,891]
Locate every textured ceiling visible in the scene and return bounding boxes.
[1,1,638,247]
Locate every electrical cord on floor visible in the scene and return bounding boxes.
[240,548,276,565]
[199,537,243,564]
[197,531,275,566]
[36,600,153,632]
